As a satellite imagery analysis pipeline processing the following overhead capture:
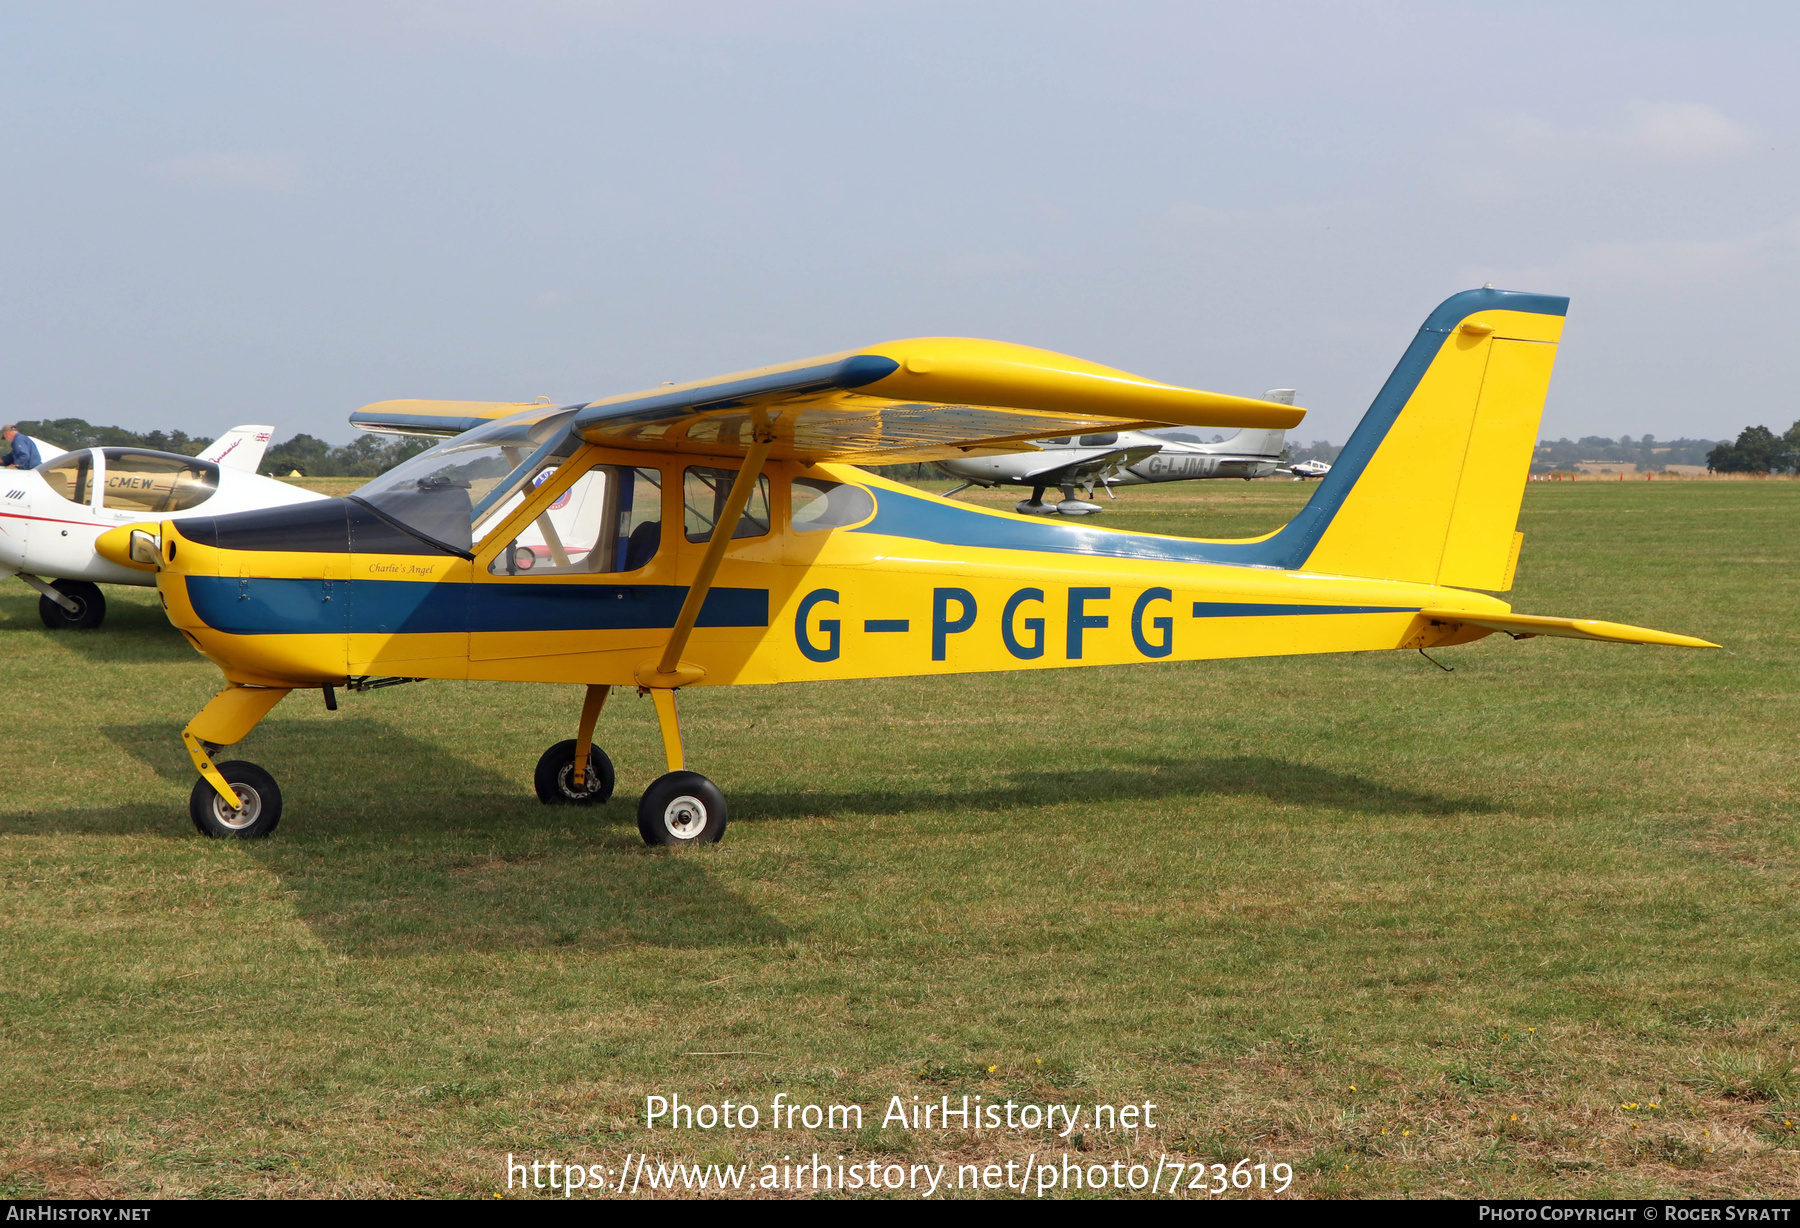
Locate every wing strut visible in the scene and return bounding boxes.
[636,421,776,689]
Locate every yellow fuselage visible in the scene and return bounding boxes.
[152,458,1505,693]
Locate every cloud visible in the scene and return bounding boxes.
[1616,101,1757,160]
[1466,219,1800,292]
[1489,100,1756,165]
[155,152,303,193]
[1442,100,1759,202]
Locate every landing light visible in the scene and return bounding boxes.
[130,529,162,567]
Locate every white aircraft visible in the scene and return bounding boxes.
[1287,458,1332,480]
[1,425,323,629]
[933,390,1295,515]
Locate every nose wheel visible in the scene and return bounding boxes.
[189,760,283,839]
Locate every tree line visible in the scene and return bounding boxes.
[1705,422,1800,474]
[1531,435,1720,472]
[12,418,433,478]
[15,415,1798,478]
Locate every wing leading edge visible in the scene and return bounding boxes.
[351,400,567,439]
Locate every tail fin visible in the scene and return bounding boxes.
[199,425,275,472]
[1219,426,1286,459]
[1283,289,1566,590]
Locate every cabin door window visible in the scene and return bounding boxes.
[682,466,770,543]
[486,466,663,576]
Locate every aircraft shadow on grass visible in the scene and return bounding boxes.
[0,718,790,954]
[4,721,1507,954]
[729,754,1508,823]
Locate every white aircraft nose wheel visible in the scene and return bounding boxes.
[533,739,616,805]
[637,771,728,846]
[188,761,283,839]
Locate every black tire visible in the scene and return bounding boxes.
[189,761,283,839]
[636,771,728,846]
[38,580,105,630]
[533,739,615,805]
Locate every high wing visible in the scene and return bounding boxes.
[1420,608,1719,649]
[351,399,563,439]
[555,338,1304,464]
[1021,444,1162,485]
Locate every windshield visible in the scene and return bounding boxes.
[351,407,579,551]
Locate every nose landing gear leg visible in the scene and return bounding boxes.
[637,687,727,846]
[182,684,291,839]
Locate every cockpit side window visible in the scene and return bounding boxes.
[791,477,875,533]
[487,465,663,577]
[683,466,770,543]
[100,450,220,513]
[36,451,94,506]
[1078,433,1119,446]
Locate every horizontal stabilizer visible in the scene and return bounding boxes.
[1419,608,1719,649]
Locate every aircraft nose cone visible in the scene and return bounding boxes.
[96,523,161,571]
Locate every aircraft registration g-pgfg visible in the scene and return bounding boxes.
[98,289,1716,845]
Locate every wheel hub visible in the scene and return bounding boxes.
[557,763,603,798]
[210,784,262,830]
[662,795,707,839]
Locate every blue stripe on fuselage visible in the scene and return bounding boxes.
[185,576,768,636]
[1191,602,1416,617]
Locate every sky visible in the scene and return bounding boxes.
[2,1,1796,446]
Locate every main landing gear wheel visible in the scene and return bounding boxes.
[38,580,105,630]
[534,739,615,805]
[189,761,283,839]
[637,771,727,846]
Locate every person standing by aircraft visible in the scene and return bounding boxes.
[2,425,41,470]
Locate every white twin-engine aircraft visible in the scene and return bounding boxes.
[932,390,1294,514]
[1,426,322,628]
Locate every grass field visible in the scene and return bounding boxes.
[1,479,1796,1199]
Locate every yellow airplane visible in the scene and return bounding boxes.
[98,288,1715,845]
